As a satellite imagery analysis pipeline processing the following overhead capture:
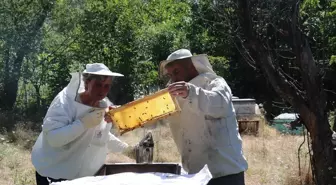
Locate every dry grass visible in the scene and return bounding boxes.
[0,121,313,185]
[108,121,313,185]
[243,123,313,185]
[4,123,39,150]
[0,141,35,185]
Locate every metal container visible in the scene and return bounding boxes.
[94,163,181,176]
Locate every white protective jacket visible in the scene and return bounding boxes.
[31,72,128,180]
[165,55,248,178]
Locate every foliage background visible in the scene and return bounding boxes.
[0,0,335,130]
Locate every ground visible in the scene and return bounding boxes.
[0,122,313,185]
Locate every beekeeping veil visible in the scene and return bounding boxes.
[64,63,124,107]
[159,49,216,83]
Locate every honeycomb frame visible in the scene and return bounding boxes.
[107,88,181,135]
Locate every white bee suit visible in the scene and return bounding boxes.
[161,53,248,178]
[31,72,128,180]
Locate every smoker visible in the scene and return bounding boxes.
[135,132,154,164]
[95,131,181,176]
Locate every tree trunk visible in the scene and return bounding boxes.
[33,84,41,110]
[236,0,336,184]
[0,47,10,109]
[1,50,25,110]
[333,111,336,132]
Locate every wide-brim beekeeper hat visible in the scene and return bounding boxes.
[65,63,124,103]
[159,49,216,78]
[83,63,124,77]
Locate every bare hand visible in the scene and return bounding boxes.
[105,105,120,123]
[168,81,190,98]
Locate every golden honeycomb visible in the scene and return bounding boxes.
[107,88,181,135]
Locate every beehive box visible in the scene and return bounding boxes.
[94,163,181,176]
[107,88,181,135]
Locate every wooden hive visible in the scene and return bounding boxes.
[107,88,181,135]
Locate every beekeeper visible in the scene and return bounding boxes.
[31,63,135,185]
[160,49,248,185]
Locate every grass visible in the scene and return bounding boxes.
[0,121,313,185]
[243,128,313,185]
[0,139,36,185]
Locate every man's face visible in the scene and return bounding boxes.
[165,58,198,83]
[86,77,113,101]
[165,61,190,83]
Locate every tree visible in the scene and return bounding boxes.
[0,0,54,110]
[186,0,289,120]
[0,0,55,111]
[235,0,336,184]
